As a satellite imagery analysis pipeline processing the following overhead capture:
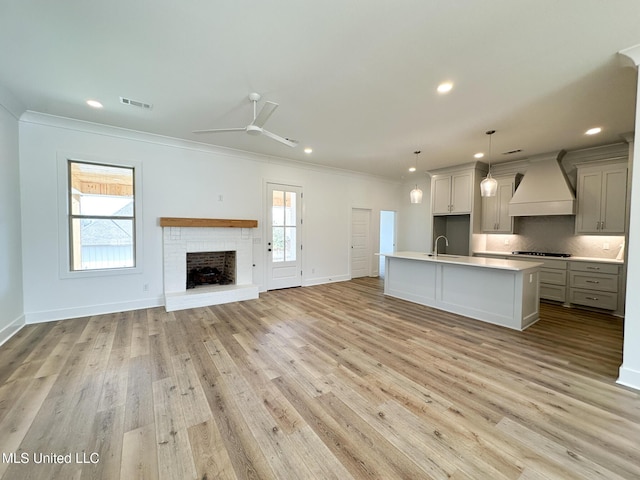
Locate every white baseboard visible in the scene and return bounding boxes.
[303,274,351,287]
[24,297,164,324]
[0,314,26,347]
[617,365,640,392]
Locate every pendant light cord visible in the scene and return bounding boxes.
[486,130,495,175]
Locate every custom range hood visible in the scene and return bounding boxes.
[508,151,576,216]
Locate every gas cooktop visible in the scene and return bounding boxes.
[512,251,572,258]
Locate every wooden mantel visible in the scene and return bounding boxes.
[159,217,258,228]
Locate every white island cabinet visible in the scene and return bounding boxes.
[379,252,542,331]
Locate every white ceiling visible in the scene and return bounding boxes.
[1,1,639,179]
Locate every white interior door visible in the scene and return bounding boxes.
[267,183,302,290]
[351,208,371,278]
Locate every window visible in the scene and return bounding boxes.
[271,189,297,262]
[68,160,136,271]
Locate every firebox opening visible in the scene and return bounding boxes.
[186,251,236,289]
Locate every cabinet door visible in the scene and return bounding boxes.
[481,176,514,233]
[600,167,627,233]
[481,194,498,232]
[494,179,515,233]
[432,176,452,214]
[450,172,472,213]
[575,171,603,233]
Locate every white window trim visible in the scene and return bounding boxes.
[57,151,143,279]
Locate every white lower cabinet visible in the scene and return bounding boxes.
[474,253,623,313]
[568,262,620,311]
[535,259,567,303]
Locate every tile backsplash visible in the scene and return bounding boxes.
[485,216,624,259]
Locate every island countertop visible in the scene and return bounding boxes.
[378,251,543,271]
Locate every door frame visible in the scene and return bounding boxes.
[350,206,373,279]
[379,210,397,278]
[264,180,304,290]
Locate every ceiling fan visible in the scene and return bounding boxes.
[193,93,297,147]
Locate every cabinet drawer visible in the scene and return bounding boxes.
[570,262,619,275]
[540,284,566,303]
[569,272,617,292]
[540,259,567,270]
[569,288,617,310]
[515,257,567,270]
[540,268,566,286]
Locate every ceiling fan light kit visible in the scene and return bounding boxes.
[193,93,297,148]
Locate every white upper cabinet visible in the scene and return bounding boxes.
[432,171,472,214]
[481,175,517,233]
[575,163,627,234]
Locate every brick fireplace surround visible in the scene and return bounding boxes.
[160,218,259,311]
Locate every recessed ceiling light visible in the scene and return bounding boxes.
[474,152,484,159]
[585,127,602,135]
[437,82,453,94]
[304,147,313,154]
[408,166,416,172]
[86,99,103,109]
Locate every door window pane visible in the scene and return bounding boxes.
[272,226,285,262]
[272,190,285,226]
[285,192,296,226]
[284,226,296,261]
[271,189,298,263]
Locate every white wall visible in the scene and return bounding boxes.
[397,176,432,252]
[18,113,401,323]
[620,137,640,390]
[0,87,25,344]
[617,45,640,391]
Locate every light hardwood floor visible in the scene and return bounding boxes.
[0,278,638,480]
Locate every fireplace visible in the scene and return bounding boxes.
[186,251,236,289]
[161,218,259,312]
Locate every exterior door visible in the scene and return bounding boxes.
[267,183,302,290]
[351,208,371,278]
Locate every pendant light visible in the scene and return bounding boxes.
[409,150,423,204]
[480,130,498,197]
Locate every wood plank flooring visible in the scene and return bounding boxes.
[0,277,638,479]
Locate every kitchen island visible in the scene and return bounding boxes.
[379,251,542,330]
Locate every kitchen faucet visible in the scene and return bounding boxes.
[433,235,449,256]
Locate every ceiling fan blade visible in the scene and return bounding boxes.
[192,127,246,134]
[251,101,278,128]
[261,129,298,147]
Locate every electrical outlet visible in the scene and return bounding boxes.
[504,238,510,245]
[143,283,149,292]
[603,243,610,250]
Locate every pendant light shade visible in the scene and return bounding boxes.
[409,150,423,204]
[410,185,423,204]
[480,173,498,197]
[481,130,498,197]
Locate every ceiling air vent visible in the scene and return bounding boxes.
[120,97,153,110]
[502,149,522,155]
